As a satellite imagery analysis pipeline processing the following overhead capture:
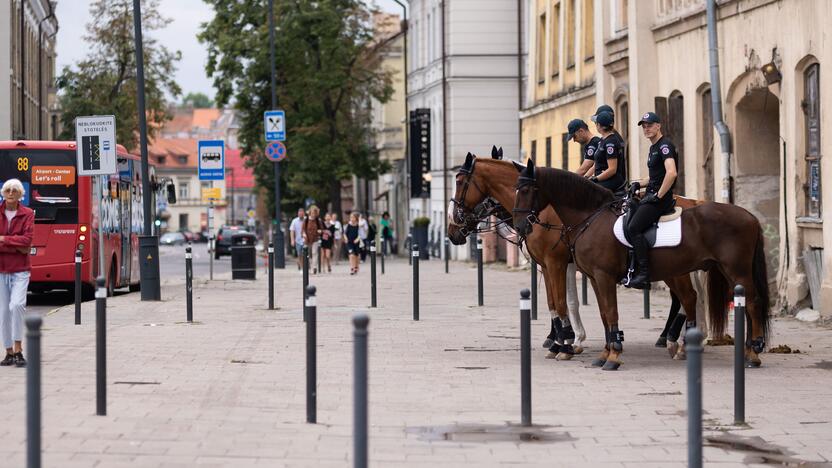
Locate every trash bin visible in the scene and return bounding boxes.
[231,233,257,280]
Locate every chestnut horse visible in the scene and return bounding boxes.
[512,160,770,369]
[448,152,709,361]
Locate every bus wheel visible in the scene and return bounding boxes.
[107,263,117,297]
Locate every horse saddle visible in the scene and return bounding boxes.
[613,206,683,248]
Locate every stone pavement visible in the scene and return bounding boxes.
[1,255,832,467]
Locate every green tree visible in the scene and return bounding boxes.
[57,0,182,149]
[183,92,214,108]
[199,0,392,218]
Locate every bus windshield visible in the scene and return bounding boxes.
[0,149,79,224]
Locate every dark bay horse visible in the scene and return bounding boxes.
[448,152,710,361]
[512,160,770,369]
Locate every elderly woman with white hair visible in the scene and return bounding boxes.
[0,179,34,367]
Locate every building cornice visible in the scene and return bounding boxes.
[520,82,595,120]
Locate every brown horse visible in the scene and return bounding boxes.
[448,152,710,361]
[512,160,770,369]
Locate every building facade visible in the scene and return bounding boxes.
[521,0,832,314]
[407,0,521,260]
[0,0,59,140]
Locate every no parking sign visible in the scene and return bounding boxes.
[266,141,287,162]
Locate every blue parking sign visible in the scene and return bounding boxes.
[198,140,225,180]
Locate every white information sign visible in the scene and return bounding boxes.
[75,115,117,176]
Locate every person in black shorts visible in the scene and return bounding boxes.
[623,112,679,289]
[344,212,361,275]
[568,118,602,178]
[588,110,626,192]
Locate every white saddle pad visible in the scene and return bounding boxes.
[613,214,682,248]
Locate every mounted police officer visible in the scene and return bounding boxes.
[624,112,679,289]
[568,119,602,178]
[588,110,626,193]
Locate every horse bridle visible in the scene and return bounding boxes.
[450,160,514,238]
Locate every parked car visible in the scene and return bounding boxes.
[160,232,186,246]
[214,226,252,259]
[179,230,196,243]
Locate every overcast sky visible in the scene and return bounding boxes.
[56,0,403,103]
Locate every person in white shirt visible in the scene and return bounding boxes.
[357,213,369,262]
[288,208,305,270]
[332,214,343,264]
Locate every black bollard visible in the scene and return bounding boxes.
[687,327,704,468]
[185,244,193,323]
[412,244,420,321]
[370,242,377,308]
[380,238,385,275]
[734,284,746,424]
[95,276,106,416]
[444,237,450,274]
[520,289,532,426]
[268,243,275,310]
[74,249,82,325]
[581,272,588,305]
[477,237,484,306]
[26,315,42,468]
[643,286,651,319]
[353,314,370,468]
[302,245,309,322]
[317,243,322,274]
[530,259,538,321]
[306,285,317,424]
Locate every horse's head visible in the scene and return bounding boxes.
[512,158,539,238]
[448,152,486,244]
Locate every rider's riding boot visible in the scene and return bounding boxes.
[626,233,650,289]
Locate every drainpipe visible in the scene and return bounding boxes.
[441,0,448,256]
[20,0,25,138]
[706,0,733,203]
[392,0,409,248]
[38,2,56,140]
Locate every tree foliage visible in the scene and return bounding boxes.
[182,92,214,109]
[57,0,181,149]
[198,0,392,217]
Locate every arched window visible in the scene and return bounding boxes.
[804,63,821,218]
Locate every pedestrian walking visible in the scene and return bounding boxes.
[0,179,34,368]
[289,207,306,270]
[345,212,361,275]
[380,211,394,255]
[302,206,325,275]
[332,213,343,264]
[358,213,369,262]
[320,213,336,273]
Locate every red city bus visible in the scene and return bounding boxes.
[0,140,167,296]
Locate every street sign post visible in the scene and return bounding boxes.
[266,141,287,162]
[264,110,286,141]
[75,115,118,283]
[198,140,225,181]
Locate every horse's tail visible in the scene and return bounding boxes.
[752,227,772,341]
[707,268,730,338]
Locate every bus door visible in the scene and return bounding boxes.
[117,157,132,286]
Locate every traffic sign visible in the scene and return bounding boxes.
[201,187,222,202]
[75,115,117,176]
[266,141,287,162]
[198,140,225,180]
[264,110,286,141]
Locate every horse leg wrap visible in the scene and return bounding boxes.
[749,337,765,354]
[666,314,687,342]
[556,324,576,358]
[548,318,564,353]
[609,327,624,353]
[543,317,557,348]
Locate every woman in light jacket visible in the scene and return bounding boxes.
[0,179,34,368]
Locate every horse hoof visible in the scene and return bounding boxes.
[602,360,621,371]
[667,341,679,359]
[673,350,687,361]
[542,338,555,348]
[548,343,562,354]
[573,345,584,355]
[591,358,606,367]
[745,359,761,368]
[655,336,667,348]
[556,352,574,361]
[545,352,558,359]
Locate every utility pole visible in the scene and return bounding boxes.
[269,0,286,268]
[133,0,161,300]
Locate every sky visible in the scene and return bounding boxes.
[55,0,404,103]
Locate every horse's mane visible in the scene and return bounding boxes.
[535,166,615,210]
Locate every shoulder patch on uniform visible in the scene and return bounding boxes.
[606,145,614,155]
[587,147,595,156]
[661,146,670,155]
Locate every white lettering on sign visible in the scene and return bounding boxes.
[53,229,76,235]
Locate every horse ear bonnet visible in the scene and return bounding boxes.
[463,152,474,170]
[521,158,536,179]
[498,147,504,158]
[491,145,499,158]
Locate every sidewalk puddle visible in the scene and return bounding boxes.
[705,434,822,466]
[407,423,574,444]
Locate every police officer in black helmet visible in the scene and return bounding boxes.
[623,112,679,289]
[588,110,626,192]
[568,119,602,178]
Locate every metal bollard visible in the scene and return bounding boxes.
[26,315,42,468]
[302,245,309,322]
[734,284,746,424]
[530,259,538,321]
[74,249,82,325]
[520,289,532,426]
[477,237,484,306]
[317,243,322,274]
[444,237,450,274]
[185,244,193,322]
[380,238,385,275]
[95,276,107,416]
[353,314,370,468]
[412,244,420,321]
[643,286,651,319]
[306,285,317,424]
[370,242,377,308]
[581,273,588,305]
[687,327,704,468]
[268,243,275,310]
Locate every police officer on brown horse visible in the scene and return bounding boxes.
[588,110,627,193]
[624,112,679,289]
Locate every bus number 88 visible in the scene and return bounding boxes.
[17,157,29,172]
